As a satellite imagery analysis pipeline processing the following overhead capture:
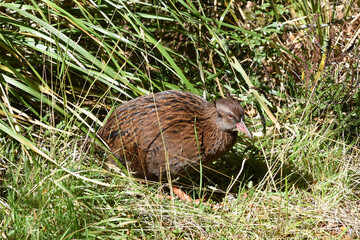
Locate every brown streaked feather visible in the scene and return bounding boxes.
[98,90,250,180]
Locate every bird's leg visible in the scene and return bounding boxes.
[156,185,193,202]
[173,186,208,205]
[157,185,208,205]
[172,186,192,202]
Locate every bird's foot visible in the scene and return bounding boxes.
[156,186,206,205]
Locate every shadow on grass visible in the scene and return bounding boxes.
[174,143,315,202]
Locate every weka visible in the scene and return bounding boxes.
[98,90,252,180]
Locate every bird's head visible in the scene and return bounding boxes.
[214,98,252,138]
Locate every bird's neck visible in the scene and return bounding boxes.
[202,117,237,162]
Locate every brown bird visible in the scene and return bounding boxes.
[98,90,252,180]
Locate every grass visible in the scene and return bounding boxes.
[2,126,359,239]
[1,0,360,239]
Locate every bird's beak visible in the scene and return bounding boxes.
[236,119,252,138]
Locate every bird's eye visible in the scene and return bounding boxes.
[228,113,233,119]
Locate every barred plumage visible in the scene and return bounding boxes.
[98,90,251,180]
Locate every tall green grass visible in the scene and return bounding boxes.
[0,0,359,239]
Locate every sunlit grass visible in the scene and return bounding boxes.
[0,0,359,239]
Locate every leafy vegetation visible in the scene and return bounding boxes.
[0,0,359,239]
